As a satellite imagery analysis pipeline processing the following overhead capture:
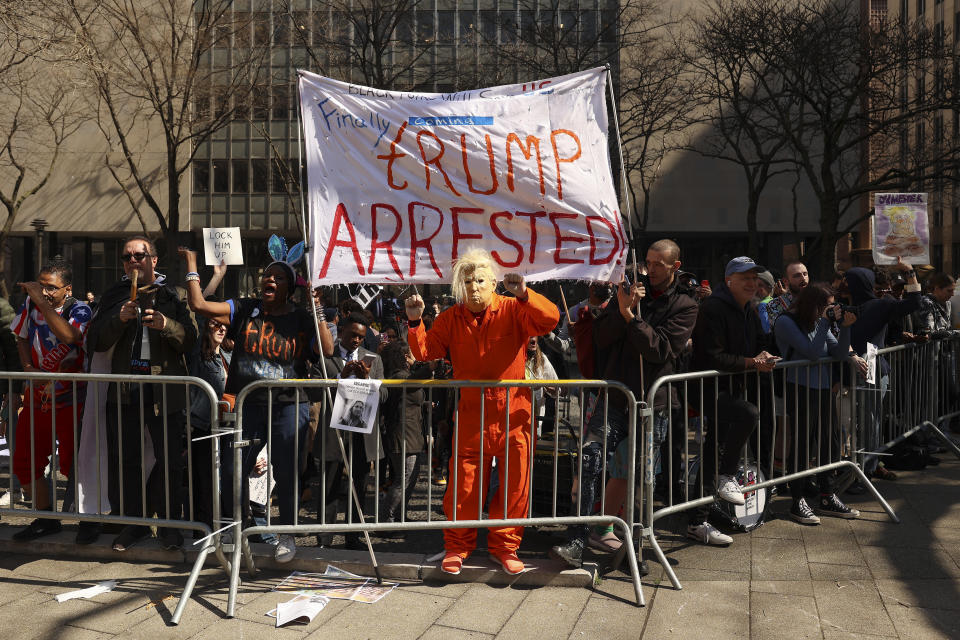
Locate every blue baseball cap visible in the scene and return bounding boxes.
[724,256,765,277]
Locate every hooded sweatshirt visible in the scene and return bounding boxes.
[844,267,921,357]
[690,282,769,373]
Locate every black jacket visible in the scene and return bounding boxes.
[593,274,698,409]
[89,275,197,412]
[845,268,922,356]
[382,368,426,455]
[691,283,769,374]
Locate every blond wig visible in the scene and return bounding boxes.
[450,248,499,303]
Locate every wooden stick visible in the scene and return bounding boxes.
[130,270,139,301]
[558,284,573,325]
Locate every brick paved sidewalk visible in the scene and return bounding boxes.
[0,457,957,639]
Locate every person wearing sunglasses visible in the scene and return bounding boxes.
[86,235,198,552]
[9,257,93,543]
[178,238,334,563]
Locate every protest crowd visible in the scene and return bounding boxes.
[1,232,958,581]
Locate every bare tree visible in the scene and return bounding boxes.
[686,0,798,258]
[701,0,958,275]
[280,0,450,90]
[0,6,83,294]
[617,24,692,236]
[66,0,269,261]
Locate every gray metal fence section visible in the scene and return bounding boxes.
[873,337,960,460]
[0,371,228,624]
[641,337,960,592]
[224,378,645,615]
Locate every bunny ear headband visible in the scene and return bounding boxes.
[266,234,306,287]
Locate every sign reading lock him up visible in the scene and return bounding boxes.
[203,227,244,266]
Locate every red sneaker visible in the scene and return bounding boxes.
[491,551,524,575]
[441,552,465,575]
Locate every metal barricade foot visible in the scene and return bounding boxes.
[842,461,900,524]
[923,420,960,459]
[226,526,244,618]
[611,518,645,607]
[170,540,217,625]
[645,527,682,590]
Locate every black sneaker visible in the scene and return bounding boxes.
[160,528,184,550]
[112,525,150,551]
[639,559,650,577]
[13,518,62,541]
[789,497,820,525]
[75,522,101,545]
[817,493,860,519]
[549,538,585,569]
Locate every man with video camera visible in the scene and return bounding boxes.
[551,239,698,569]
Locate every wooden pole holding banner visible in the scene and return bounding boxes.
[604,63,639,287]
[295,74,382,584]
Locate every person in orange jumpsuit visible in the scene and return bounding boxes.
[405,248,559,575]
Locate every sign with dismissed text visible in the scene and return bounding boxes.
[299,68,627,284]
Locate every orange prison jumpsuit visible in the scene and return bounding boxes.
[409,291,559,556]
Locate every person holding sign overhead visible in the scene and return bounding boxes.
[405,248,559,575]
[178,236,334,564]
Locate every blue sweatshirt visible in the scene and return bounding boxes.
[774,315,851,389]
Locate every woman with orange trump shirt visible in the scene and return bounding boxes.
[404,248,560,576]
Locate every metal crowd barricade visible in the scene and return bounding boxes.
[874,336,960,460]
[641,358,896,592]
[224,378,645,615]
[0,371,229,624]
[641,338,960,592]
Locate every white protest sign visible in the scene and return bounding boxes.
[299,68,627,284]
[329,377,381,434]
[203,227,244,266]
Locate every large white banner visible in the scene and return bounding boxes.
[299,68,627,284]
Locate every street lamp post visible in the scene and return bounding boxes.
[31,219,48,275]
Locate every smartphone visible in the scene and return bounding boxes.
[701,280,709,288]
[360,353,377,368]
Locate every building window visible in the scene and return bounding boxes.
[252,159,268,193]
[934,208,943,226]
[194,161,210,193]
[212,159,229,193]
[272,83,289,120]
[272,158,287,193]
[954,206,959,225]
[932,243,943,270]
[952,243,960,271]
[232,159,249,193]
[917,0,925,15]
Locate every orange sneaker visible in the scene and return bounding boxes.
[441,552,465,575]
[491,551,524,575]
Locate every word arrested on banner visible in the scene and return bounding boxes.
[316,202,625,280]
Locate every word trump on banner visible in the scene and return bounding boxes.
[299,68,627,284]
[203,227,244,266]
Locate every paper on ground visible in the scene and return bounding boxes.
[274,569,398,603]
[56,580,117,602]
[267,595,329,627]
